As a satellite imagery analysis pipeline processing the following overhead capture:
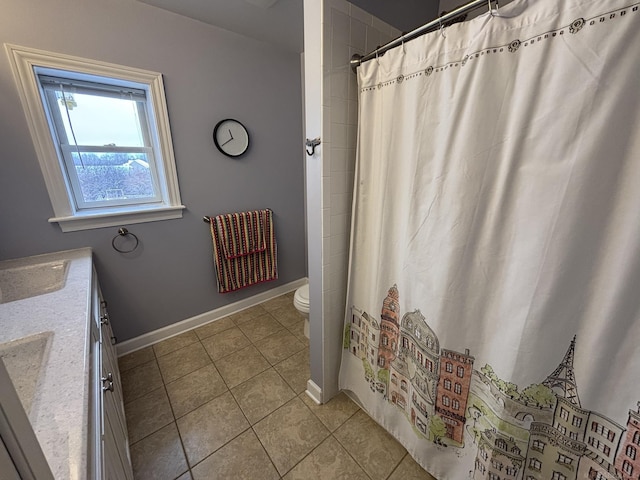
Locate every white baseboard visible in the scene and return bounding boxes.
[305,379,323,405]
[116,278,308,357]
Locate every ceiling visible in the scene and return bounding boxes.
[137,0,440,54]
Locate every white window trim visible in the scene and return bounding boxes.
[5,44,185,232]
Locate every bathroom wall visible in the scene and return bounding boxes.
[304,0,400,401]
[349,0,438,32]
[0,0,306,341]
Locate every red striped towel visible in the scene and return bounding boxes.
[209,209,278,293]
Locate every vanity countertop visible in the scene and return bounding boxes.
[0,247,94,480]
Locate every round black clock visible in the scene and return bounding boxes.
[213,119,250,158]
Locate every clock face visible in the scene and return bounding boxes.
[213,119,249,157]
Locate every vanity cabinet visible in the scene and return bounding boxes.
[90,270,133,480]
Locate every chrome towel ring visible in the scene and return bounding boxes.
[112,227,139,253]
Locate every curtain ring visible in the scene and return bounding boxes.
[439,18,446,38]
[112,227,139,253]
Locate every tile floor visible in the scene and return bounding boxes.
[118,292,437,480]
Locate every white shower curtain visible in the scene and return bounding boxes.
[339,0,640,478]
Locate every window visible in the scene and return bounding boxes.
[634,431,640,446]
[588,437,611,455]
[391,374,398,385]
[488,473,500,480]
[572,416,583,427]
[551,472,566,480]
[452,399,460,410]
[446,362,453,373]
[591,422,615,441]
[401,380,408,392]
[455,383,462,394]
[529,458,541,471]
[560,407,569,421]
[378,356,385,367]
[442,395,450,407]
[506,466,517,476]
[491,459,503,470]
[7,44,184,231]
[570,432,578,441]
[623,460,633,475]
[532,440,545,452]
[589,468,606,480]
[557,424,567,435]
[480,448,488,461]
[457,366,465,378]
[627,444,637,460]
[382,335,389,346]
[476,460,486,474]
[426,359,433,372]
[444,379,452,390]
[557,454,572,466]
[496,439,507,450]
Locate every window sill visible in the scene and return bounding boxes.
[49,205,186,232]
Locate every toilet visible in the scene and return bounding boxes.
[293,283,310,338]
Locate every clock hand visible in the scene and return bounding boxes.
[228,129,233,140]
[220,136,234,147]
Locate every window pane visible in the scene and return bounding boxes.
[56,92,146,147]
[72,152,157,204]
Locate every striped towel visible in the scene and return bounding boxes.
[209,209,278,293]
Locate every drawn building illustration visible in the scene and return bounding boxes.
[615,403,640,480]
[522,338,624,480]
[389,309,440,436]
[378,285,400,369]
[435,348,474,444]
[474,429,524,480]
[350,307,380,376]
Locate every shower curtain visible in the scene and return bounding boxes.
[338,0,640,478]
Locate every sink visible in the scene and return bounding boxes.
[0,260,69,304]
[0,331,53,414]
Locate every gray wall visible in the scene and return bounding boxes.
[350,0,439,33]
[0,0,306,341]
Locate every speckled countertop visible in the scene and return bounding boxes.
[0,248,94,480]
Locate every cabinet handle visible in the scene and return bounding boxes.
[100,314,109,326]
[102,373,113,383]
[103,381,114,392]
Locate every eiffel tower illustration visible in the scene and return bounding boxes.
[542,336,581,407]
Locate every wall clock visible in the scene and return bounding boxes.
[213,119,250,158]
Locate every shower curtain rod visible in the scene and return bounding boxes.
[350,0,493,71]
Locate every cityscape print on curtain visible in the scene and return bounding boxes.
[343,285,640,480]
[338,0,640,477]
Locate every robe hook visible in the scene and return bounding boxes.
[306,137,321,156]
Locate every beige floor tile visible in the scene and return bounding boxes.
[286,320,309,346]
[301,391,359,432]
[157,342,212,383]
[194,316,235,340]
[254,328,305,365]
[176,472,192,480]
[231,304,267,325]
[153,330,199,357]
[254,396,330,476]
[214,345,271,388]
[274,349,310,394]
[334,410,407,480]
[200,326,250,361]
[130,422,188,480]
[231,369,295,424]
[166,364,228,418]
[269,305,303,328]
[121,359,163,404]
[191,429,279,480]
[283,436,369,480]
[118,346,155,373]
[177,391,250,467]
[388,454,437,480]
[260,294,293,312]
[125,387,174,444]
[237,313,283,343]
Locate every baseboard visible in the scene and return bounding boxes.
[305,379,323,405]
[116,278,308,356]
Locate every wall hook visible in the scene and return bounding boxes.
[305,137,321,156]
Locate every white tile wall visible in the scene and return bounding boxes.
[318,0,400,399]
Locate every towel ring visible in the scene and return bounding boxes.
[112,227,139,253]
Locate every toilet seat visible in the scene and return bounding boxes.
[293,284,309,314]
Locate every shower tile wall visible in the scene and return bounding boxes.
[320,0,400,397]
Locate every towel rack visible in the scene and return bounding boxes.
[203,208,272,223]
